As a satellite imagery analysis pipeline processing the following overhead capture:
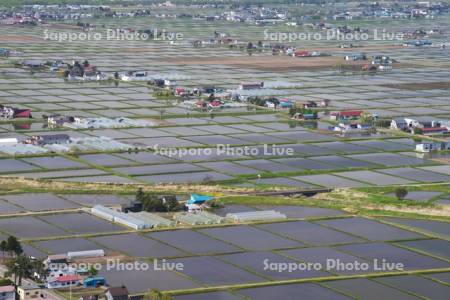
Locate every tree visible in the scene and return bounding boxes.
[164,196,179,212]
[0,240,7,257]
[135,187,145,203]
[88,265,98,277]
[394,187,408,200]
[142,194,167,212]
[32,259,49,282]
[6,236,22,257]
[360,112,375,125]
[5,255,33,287]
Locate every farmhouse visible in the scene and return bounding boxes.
[17,284,44,300]
[47,275,81,289]
[83,276,107,289]
[24,134,71,146]
[345,53,366,60]
[416,142,450,152]
[0,286,15,300]
[105,286,129,300]
[330,110,363,121]
[239,82,264,90]
[390,118,409,130]
[0,105,32,119]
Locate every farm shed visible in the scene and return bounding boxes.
[226,210,287,222]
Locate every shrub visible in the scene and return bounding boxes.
[394,187,408,200]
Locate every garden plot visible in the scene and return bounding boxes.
[346,153,429,167]
[114,151,177,164]
[57,175,140,184]
[293,174,368,188]
[350,140,414,151]
[119,136,200,148]
[396,239,450,260]
[252,178,317,188]
[198,225,303,251]
[312,141,378,154]
[7,168,108,180]
[386,191,443,202]
[323,278,418,300]
[419,165,450,176]
[77,153,135,167]
[119,127,172,138]
[317,217,424,241]
[87,128,139,139]
[381,217,450,239]
[375,275,450,300]
[213,205,258,217]
[173,291,243,300]
[59,194,134,206]
[196,161,258,175]
[253,206,345,219]
[336,242,450,271]
[308,155,379,168]
[219,251,329,280]
[41,212,124,234]
[137,171,233,184]
[237,283,350,300]
[235,159,299,173]
[424,272,450,284]
[147,229,241,255]
[257,221,364,246]
[21,244,47,259]
[0,193,78,211]
[167,256,265,286]
[22,156,88,169]
[0,158,40,173]
[91,233,186,258]
[98,261,201,294]
[272,158,335,170]
[32,237,103,255]
[335,170,415,185]
[277,143,335,157]
[267,131,336,142]
[193,125,248,135]
[0,200,23,214]
[379,167,450,183]
[112,163,205,176]
[230,133,291,144]
[255,122,305,131]
[280,246,374,275]
[228,123,277,133]
[159,126,212,136]
[184,135,248,146]
[0,216,67,239]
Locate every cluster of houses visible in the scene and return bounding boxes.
[0,284,46,300]
[330,2,449,20]
[0,4,114,23]
[63,60,108,81]
[0,105,32,119]
[329,110,377,134]
[391,117,449,135]
[44,115,156,129]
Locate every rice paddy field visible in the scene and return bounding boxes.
[0,3,450,299]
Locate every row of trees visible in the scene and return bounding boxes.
[1,236,47,288]
[135,188,180,212]
[0,236,22,257]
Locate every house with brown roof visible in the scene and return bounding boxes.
[106,286,129,300]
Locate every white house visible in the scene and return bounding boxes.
[47,275,81,289]
[416,142,450,153]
